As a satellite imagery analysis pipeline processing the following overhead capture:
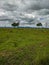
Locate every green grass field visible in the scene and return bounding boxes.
[0,28,49,65]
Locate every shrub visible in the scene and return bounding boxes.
[12,22,19,28]
[37,23,42,26]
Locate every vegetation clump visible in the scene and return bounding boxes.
[37,23,42,26]
[12,22,19,27]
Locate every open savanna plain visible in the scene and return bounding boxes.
[0,28,49,65]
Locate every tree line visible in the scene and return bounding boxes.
[11,22,42,27]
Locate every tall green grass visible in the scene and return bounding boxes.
[0,28,49,65]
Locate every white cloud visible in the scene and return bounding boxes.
[0,0,49,27]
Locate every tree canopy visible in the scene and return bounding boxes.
[12,22,19,27]
[37,23,42,26]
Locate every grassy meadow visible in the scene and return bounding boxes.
[0,28,49,65]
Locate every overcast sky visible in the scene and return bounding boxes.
[0,0,49,27]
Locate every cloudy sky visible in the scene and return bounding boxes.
[0,0,49,27]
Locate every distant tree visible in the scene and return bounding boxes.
[37,23,42,26]
[12,22,19,28]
